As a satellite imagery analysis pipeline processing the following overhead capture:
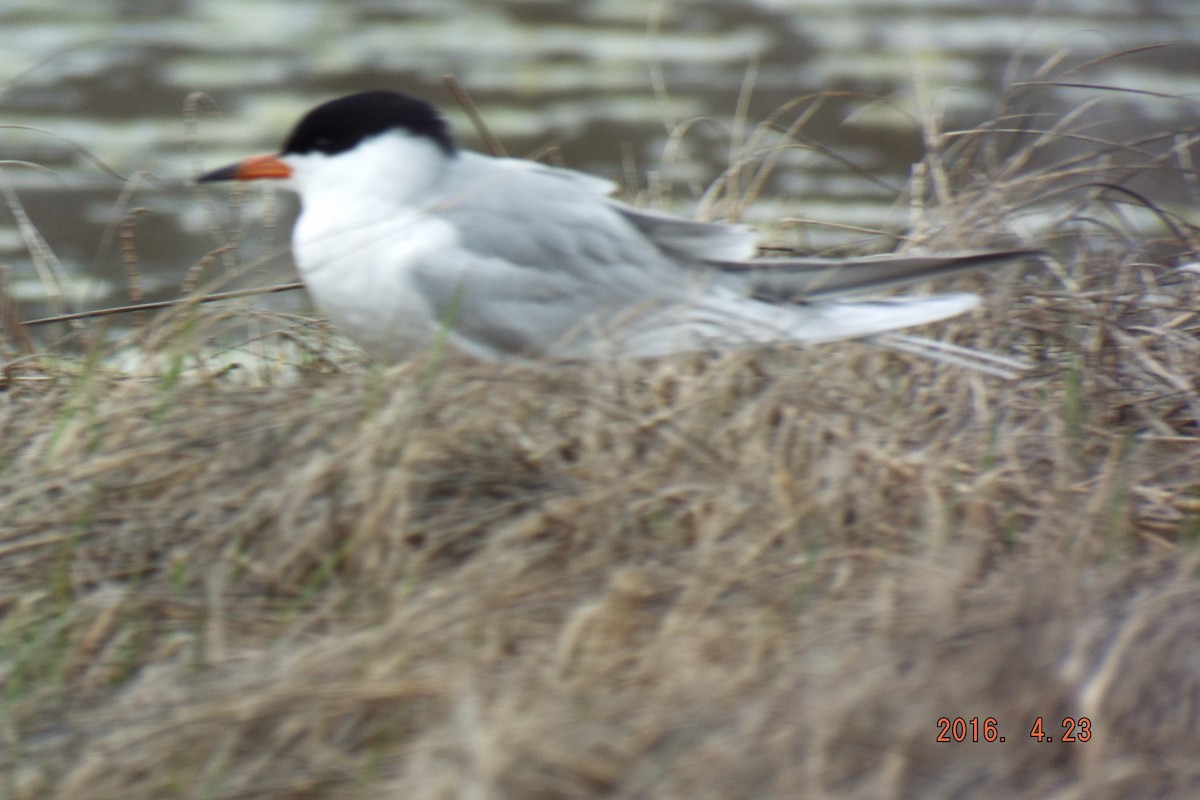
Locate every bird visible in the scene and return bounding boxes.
[196,90,1035,373]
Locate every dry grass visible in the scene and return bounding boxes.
[4,64,1200,798]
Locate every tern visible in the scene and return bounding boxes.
[197,90,1035,373]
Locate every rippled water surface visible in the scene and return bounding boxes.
[1,0,1198,323]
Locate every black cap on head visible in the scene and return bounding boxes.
[282,90,457,158]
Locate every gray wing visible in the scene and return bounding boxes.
[413,155,709,357]
[611,204,758,261]
[723,249,1042,301]
[430,153,754,277]
[406,246,677,359]
[418,153,1037,357]
[432,153,1036,299]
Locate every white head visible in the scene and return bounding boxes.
[197,90,459,209]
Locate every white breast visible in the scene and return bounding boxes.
[292,204,458,361]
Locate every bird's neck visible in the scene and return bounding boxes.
[291,131,455,214]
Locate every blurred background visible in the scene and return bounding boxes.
[1,0,1198,325]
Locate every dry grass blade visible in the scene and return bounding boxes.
[18,281,305,328]
[443,73,508,157]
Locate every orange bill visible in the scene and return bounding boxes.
[196,153,291,183]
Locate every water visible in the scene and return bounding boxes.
[1,0,1198,331]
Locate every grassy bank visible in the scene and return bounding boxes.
[3,88,1200,797]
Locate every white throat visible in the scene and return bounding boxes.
[284,129,453,218]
